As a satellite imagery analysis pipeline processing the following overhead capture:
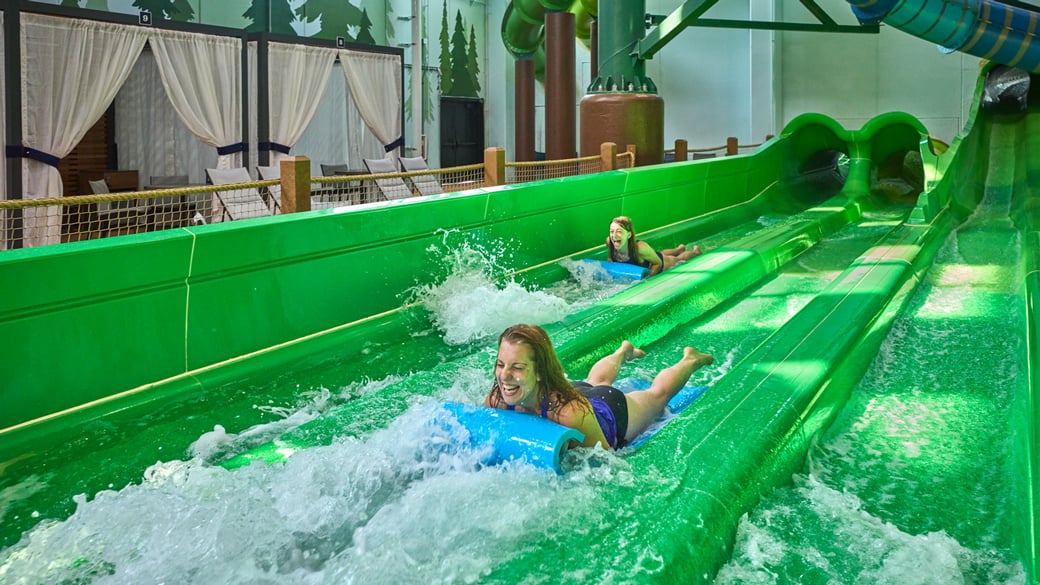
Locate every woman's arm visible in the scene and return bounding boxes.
[554,402,611,450]
[637,241,663,276]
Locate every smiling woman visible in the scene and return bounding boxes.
[606,216,702,276]
[484,324,714,451]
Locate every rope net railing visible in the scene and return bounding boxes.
[0,138,756,250]
[309,164,486,206]
[506,153,604,184]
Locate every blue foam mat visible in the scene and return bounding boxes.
[580,259,649,280]
[440,378,709,472]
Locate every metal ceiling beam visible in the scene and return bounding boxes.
[682,18,878,33]
[638,0,721,59]
[638,0,879,58]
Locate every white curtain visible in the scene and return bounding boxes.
[115,50,218,187]
[149,29,242,170]
[339,49,402,159]
[267,42,336,167]
[346,81,388,166]
[20,13,148,246]
[294,62,382,172]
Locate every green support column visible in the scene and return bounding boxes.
[589,0,655,93]
[581,0,664,166]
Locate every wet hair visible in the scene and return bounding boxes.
[486,324,591,414]
[606,216,640,263]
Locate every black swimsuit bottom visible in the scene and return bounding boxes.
[572,381,629,446]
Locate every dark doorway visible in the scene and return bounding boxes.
[440,97,484,167]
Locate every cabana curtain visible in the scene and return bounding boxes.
[267,42,335,167]
[19,13,149,247]
[17,14,242,246]
[339,49,402,158]
[115,51,218,188]
[150,30,242,171]
[12,13,399,247]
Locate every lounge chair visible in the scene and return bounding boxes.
[320,163,352,176]
[88,178,146,234]
[206,167,278,221]
[363,157,412,201]
[399,157,444,196]
[148,174,189,188]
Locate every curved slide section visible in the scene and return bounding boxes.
[502,0,597,80]
[848,0,1040,72]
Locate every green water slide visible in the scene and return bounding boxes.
[0,72,1036,582]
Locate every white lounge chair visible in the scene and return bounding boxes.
[399,156,444,197]
[206,167,278,221]
[363,157,412,201]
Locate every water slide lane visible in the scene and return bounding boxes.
[712,102,1039,582]
[221,187,898,469]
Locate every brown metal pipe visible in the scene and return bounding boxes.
[545,11,575,161]
[514,58,535,162]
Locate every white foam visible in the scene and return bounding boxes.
[0,402,621,584]
[410,231,574,345]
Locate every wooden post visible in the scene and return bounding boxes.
[674,139,688,161]
[484,147,506,186]
[280,156,312,213]
[600,142,617,171]
[726,137,738,156]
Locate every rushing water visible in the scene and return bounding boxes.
[714,193,1028,584]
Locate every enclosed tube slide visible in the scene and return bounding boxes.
[501,0,597,79]
[848,0,1040,72]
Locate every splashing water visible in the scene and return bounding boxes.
[0,401,626,585]
[409,230,572,345]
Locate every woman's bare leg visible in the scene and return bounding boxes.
[586,340,646,387]
[623,347,714,441]
[659,245,703,272]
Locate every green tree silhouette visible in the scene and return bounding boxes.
[243,0,297,35]
[60,0,79,7]
[85,0,109,9]
[356,8,376,45]
[438,2,452,95]
[132,0,175,19]
[171,0,195,21]
[385,2,396,42]
[424,69,436,124]
[467,24,481,96]
[447,10,475,97]
[295,0,364,41]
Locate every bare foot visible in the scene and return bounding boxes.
[620,340,647,361]
[675,243,686,253]
[691,245,702,256]
[683,346,714,367]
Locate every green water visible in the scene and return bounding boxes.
[713,167,1027,583]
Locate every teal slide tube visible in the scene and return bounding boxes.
[848,0,1040,72]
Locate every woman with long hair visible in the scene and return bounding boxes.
[606,216,701,276]
[485,324,714,450]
